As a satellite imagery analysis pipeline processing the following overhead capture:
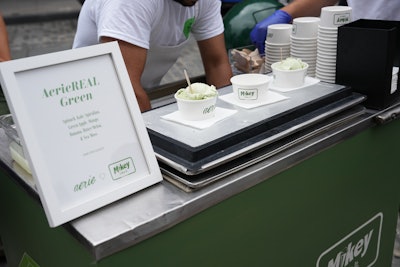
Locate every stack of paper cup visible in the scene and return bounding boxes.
[290,17,320,77]
[265,24,293,72]
[392,67,399,94]
[316,6,352,83]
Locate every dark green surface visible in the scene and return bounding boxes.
[105,120,398,266]
[0,172,93,267]
[0,119,399,266]
[0,87,10,115]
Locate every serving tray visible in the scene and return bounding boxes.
[143,82,364,176]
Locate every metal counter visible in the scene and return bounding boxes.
[144,82,358,174]
[0,96,391,260]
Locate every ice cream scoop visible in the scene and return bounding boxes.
[175,82,218,100]
[271,58,309,88]
[274,57,307,70]
[174,82,218,121]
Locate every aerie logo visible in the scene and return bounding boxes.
[203,104,216,114]
[317,213,382,267]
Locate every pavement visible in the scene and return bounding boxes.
[0,0,81,60]
[0,0,81,24]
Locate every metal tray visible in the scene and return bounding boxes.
[143,82,365,176]
[160,104,367,191]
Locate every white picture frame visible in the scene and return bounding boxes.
[0,42,162,227]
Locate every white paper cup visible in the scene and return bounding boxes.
[318,28,338,36]
[320,6,352,28]
[230,73,271,102]
[174,94,217,121]
[265,46,291,53]
[318,25,339,32]
[266,24,293,44]
[271,62,309,88]
[291,38,318,45]
[319,44,337,50]
[292,17,320,39]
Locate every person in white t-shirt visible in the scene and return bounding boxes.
[250,0,400,54]
[73,0,233,112]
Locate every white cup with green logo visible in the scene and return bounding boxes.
[174,83,218,121]
[231,73,271,103]
[320,6,352,28]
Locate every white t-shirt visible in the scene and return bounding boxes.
[347,0,400,21]
[73,0,224,89]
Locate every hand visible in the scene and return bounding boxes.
[250,10,292,55]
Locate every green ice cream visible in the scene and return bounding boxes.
[275,57,307,71]
[175,82,218,100]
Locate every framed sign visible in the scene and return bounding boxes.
[0,42,162,227]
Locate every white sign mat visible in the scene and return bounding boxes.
[219,91,288,109]
[0,42,162,227]
[269,76,320,92]
[161,107,237,130]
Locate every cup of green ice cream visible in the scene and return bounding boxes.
[174,82,218,121]
[271,57,309,88]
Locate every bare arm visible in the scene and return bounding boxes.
[197,33,233,88]
[282,0,339,18]
[0,13,11,62]
[100,36,152,112]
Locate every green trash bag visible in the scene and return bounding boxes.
[223,0,284,50]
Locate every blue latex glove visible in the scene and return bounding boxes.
[250,10,292,55]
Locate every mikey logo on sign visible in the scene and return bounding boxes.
[113,161,130,173]
[328,230,373,267]
[317,213,382,267]
[109,158,136,180]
